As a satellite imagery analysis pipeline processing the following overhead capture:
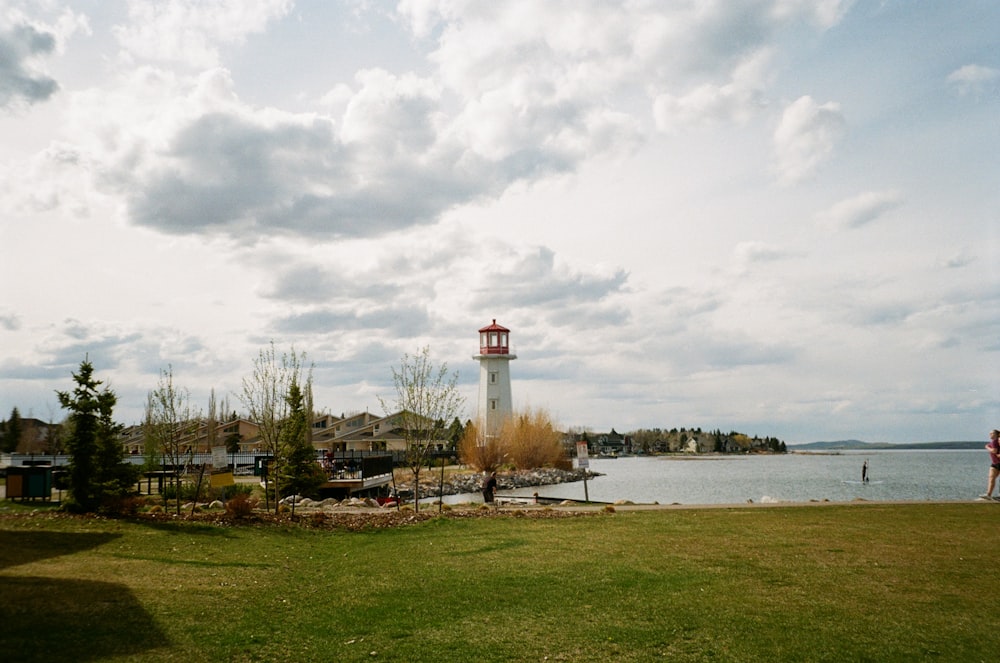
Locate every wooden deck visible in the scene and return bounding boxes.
[319,473,393,497]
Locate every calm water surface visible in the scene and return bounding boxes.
[491,450,988,505]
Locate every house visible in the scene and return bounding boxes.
[119,417,262,455]
[118,409,448,456]
[596,429,631,456]
[313,411,449,454]
[0,417,60,454]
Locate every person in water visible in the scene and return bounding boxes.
[981,429,1000,500]
[862,459,869,484]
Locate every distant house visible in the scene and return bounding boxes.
[119,417,261,455]
[312,411,408,453]
[0,417,60,454]
[596,429,632,456]
[118,409,448,456]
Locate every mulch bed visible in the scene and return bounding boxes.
[0,504,603,532]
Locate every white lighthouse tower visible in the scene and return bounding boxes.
[473,319,516,438]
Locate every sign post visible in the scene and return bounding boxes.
[576,441,590,503]
[210,446,235,490]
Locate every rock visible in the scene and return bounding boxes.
[393,467,598,497]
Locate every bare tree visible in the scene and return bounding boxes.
[379,346,464,512]
[144,366,199,515]
[44,403,64,455]
[238,342,310,513]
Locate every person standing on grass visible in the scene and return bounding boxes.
[981,430,1000,500]
[482,471,497,505]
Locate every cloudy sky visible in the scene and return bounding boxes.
[1,1,997,444]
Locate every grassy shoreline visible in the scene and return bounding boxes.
[2,502,997,662]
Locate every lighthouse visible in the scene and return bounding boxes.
[473,319,517,438]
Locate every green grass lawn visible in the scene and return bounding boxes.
[1,502,997,662]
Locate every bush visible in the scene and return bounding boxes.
[224,493,258,518]
[102,495,145,517]
[220,483,254,500]
[162,480,206,502]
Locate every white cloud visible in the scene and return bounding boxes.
[113,0,293,68]
[773,95,846,185]
[733,240,796,268]
[947,63,999,95]
[817,190,903,231]
[654,49,772,131]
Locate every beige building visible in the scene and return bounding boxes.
[119,410,446,456]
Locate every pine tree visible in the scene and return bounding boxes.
[56,359,136,512]
[281,379,325,499]
[2,406,23,453]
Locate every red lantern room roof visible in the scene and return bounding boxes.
[478,319,509,333]
[477,319,512,356]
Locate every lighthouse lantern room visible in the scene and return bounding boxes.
[473,319,516,438]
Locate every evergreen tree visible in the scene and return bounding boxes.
[56,359,136,512]
[280,379,325,499]
[2,406,22,452]
[447,417,465,451]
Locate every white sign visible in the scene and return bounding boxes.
[576,441,589,468]
[211,446,228,468]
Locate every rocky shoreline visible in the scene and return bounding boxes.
[394,467,598,498]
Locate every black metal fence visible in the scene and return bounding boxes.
[1,449,457,477]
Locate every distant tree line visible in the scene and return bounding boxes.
[625,427,786,454]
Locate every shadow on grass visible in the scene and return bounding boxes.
[452,537,529,555]
[0,576,170,662]
[0,530,121,571]
[1,529,170,661]
[129,517,237,537]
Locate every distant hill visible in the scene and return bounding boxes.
[790,440,982,450]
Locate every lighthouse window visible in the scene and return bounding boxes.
[490,399,498,410]
[489,332,498,347]
[489,371,498,384]
[501,333,507,347]
[480,332,487,347]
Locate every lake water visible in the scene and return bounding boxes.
[445,450,990,505]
